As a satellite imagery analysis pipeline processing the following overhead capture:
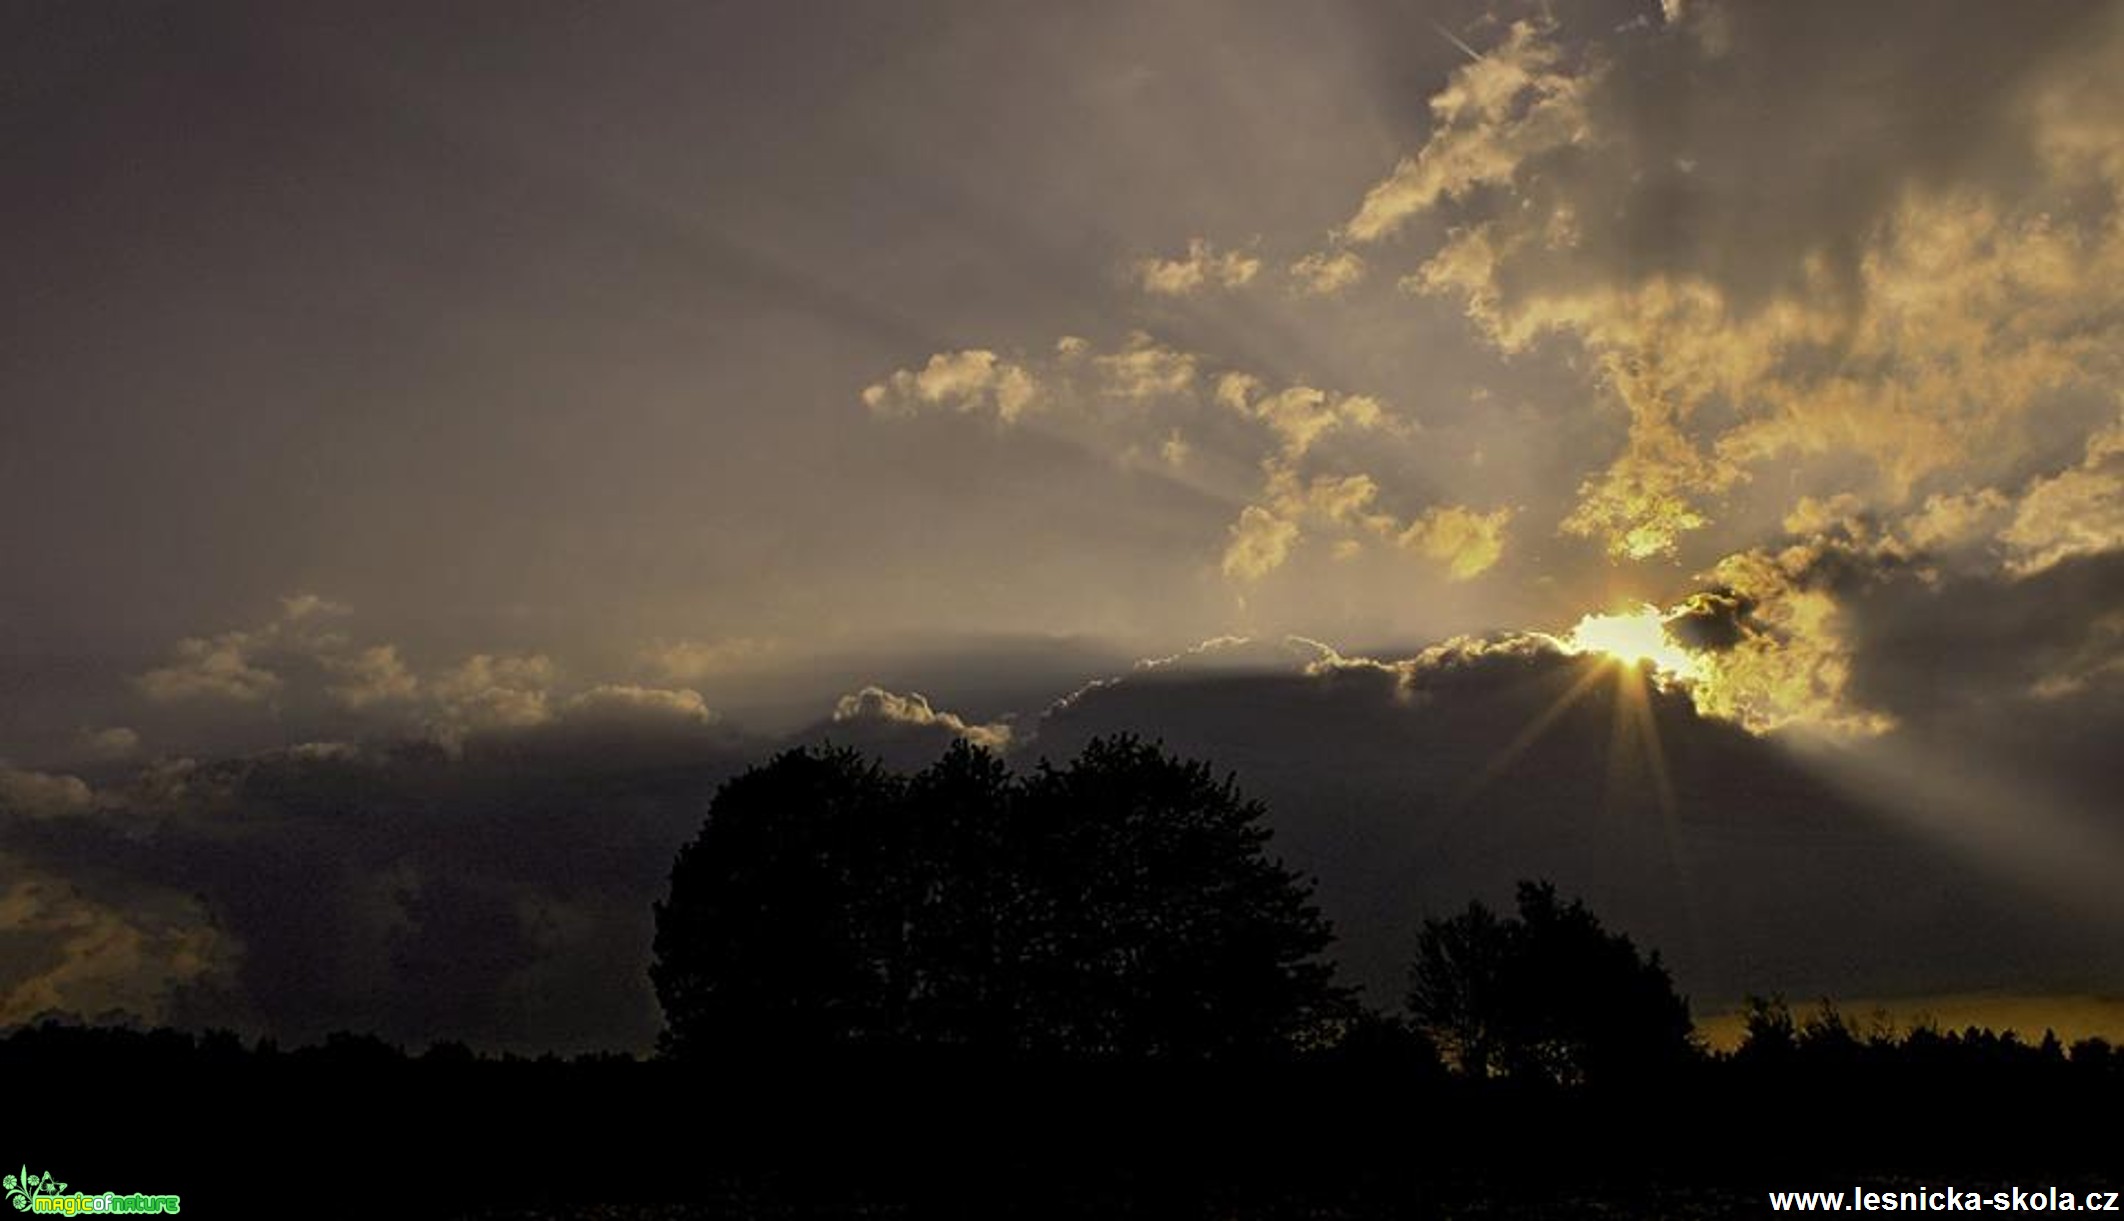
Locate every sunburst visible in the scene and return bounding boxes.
[1563,604,1700,682]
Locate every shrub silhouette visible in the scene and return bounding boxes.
[1406,880,1694,1085]
[651,735,1348,1061]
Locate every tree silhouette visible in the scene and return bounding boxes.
[1406,881,1694,1085]
[649,746,909,1057]
[651,735,1348,1061]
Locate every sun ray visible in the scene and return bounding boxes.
[1447,658,1611,813]
[1611,637,1713,995]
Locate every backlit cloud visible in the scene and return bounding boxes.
[1287,250,1366,296]
[562,684,715,728]
[831,686,1011,751]
[325,644,421,710]
[1340,19,1589,244]
[863,334,1510,588]
[427,654,557,737]
[138,634,287,704]
[861,349,1040,422]
[1399,504,1514,581]
[1342,4,2124,561]
[2000,412,2124,577]
[1134,238,1261,296]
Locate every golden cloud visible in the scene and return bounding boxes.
[1399,503,1514,581]
[1134,238,1262,296]
[831,686,1012,751]
[1351,8,2124,565]
[1341,20,1590,244]
[1288,249,1367,296]
[861,349,1040,422]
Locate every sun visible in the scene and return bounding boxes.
[1564,604,1700,681]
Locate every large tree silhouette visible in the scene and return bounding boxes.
[1406,881,1694,1085]
[651,736,1347,1061]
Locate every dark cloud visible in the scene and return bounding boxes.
[1,732,755,1051]
[1665,589,1751,653]
[1566,0,2112,307]
[1031,640,2124,1010]
[1824,549,2124,822]
[8,582,2124,1049]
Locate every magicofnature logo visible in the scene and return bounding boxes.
[5,1166,179,1215]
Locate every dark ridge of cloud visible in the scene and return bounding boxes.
[9,548,2124,1052]
[2,731,757,1053]
[1030,642,2124,1011]
[1843,551,2124,716]
[1829,548,2124,818]
[9,597,2124,1049]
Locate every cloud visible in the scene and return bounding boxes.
[325,644,420,710]
[861,349,1040,422]
[1288,250,1366,296]
[560,684,715,728]
[830,685,1011,751]
[74,726,140,763]
[0,735,755,1050]
[860,332,1200,425]
[863,333,1517,590]
[278,593,350,623]
[1219,463,1511,584]
[14,554,2124,1053]
[1092,330,1199,401]
[117,602,770,758]
[1895,489,2013,553]
[1220,504,1302,582]
[1028,630,2124,1010]
[135,592,352,705]
[1676,543,1896,737]
[428,654,556,737]
[1340,20,1590,244]
[0,860,233,1027]
[0,768,95,819]
[2000,412,2124,576]
[1133,238,1261,296]
[138,633,285,704]
[1346,3,2124,561]
[1657,489,2124,744]
[1398,504,1513,580]
[1216,375,1388,461]
[639,637,777,684]
[1223,469,1386,579]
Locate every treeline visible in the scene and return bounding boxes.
[9,738,2120,1218]
[6,1015,2121,1218]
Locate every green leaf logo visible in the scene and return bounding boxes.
[5,1165,64,1212]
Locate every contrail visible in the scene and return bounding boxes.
[1432,20,1485,64]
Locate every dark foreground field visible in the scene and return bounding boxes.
[14,1023,2119,1219]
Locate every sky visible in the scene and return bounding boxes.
[4,0,2124,1052]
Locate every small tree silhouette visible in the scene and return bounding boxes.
[651,735,1349,1061]
[1406,881,1694,1085]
